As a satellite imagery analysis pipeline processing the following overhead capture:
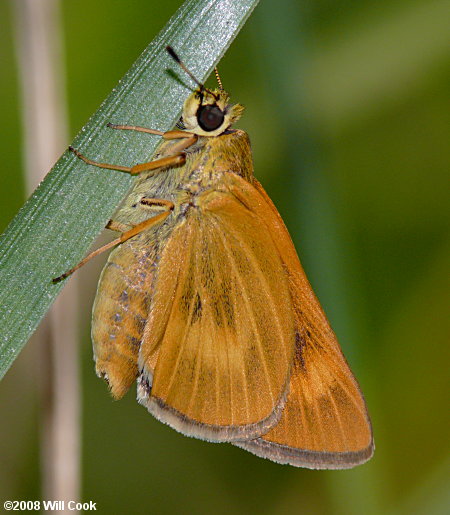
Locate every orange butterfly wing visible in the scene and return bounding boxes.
[224,174,374,468]
[137,187,296,442]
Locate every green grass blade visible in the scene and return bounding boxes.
[0,0,259,379]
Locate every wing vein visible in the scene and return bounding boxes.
[214,223,276,405]
[164,246,199,398]
[312,375,327,449]
[214,247,250,425]
[221,218,290,365]
[327,384,347,449]
[186,249,204,414]
[306,340,367,418]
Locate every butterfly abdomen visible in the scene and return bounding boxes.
[92,238,157,399]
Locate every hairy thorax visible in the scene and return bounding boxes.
[112,129,254,230]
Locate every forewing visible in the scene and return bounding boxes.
[137,188,295,442]
[226,174,373,469]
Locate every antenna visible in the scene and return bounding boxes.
[166,46,204,90]
[214,67,224,90]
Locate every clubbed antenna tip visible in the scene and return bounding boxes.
[166,45,180,63]
[165,45,204,90]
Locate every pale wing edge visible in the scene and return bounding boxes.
[233,437,375,470]
[136,374,290,443]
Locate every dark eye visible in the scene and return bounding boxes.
[197,105,224,132]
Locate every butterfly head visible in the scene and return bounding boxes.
[182,87,244,137]
[166,46,244,137]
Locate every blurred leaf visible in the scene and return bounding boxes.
[390,455,450,515]
[376,242,450,490]
[302,0,450,128]
[0,0,259,379]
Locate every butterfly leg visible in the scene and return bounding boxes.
[105,197,173,233]
[106,198,175,233]
[105,220,129,232]
[107,124,198,153]
[53,200,174,283]
[107,123,198,149]
[69,146,187,175]
[106,123,194,141]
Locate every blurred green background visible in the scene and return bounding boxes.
[0,0,449,514]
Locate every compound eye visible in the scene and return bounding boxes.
[197,105,225,131]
